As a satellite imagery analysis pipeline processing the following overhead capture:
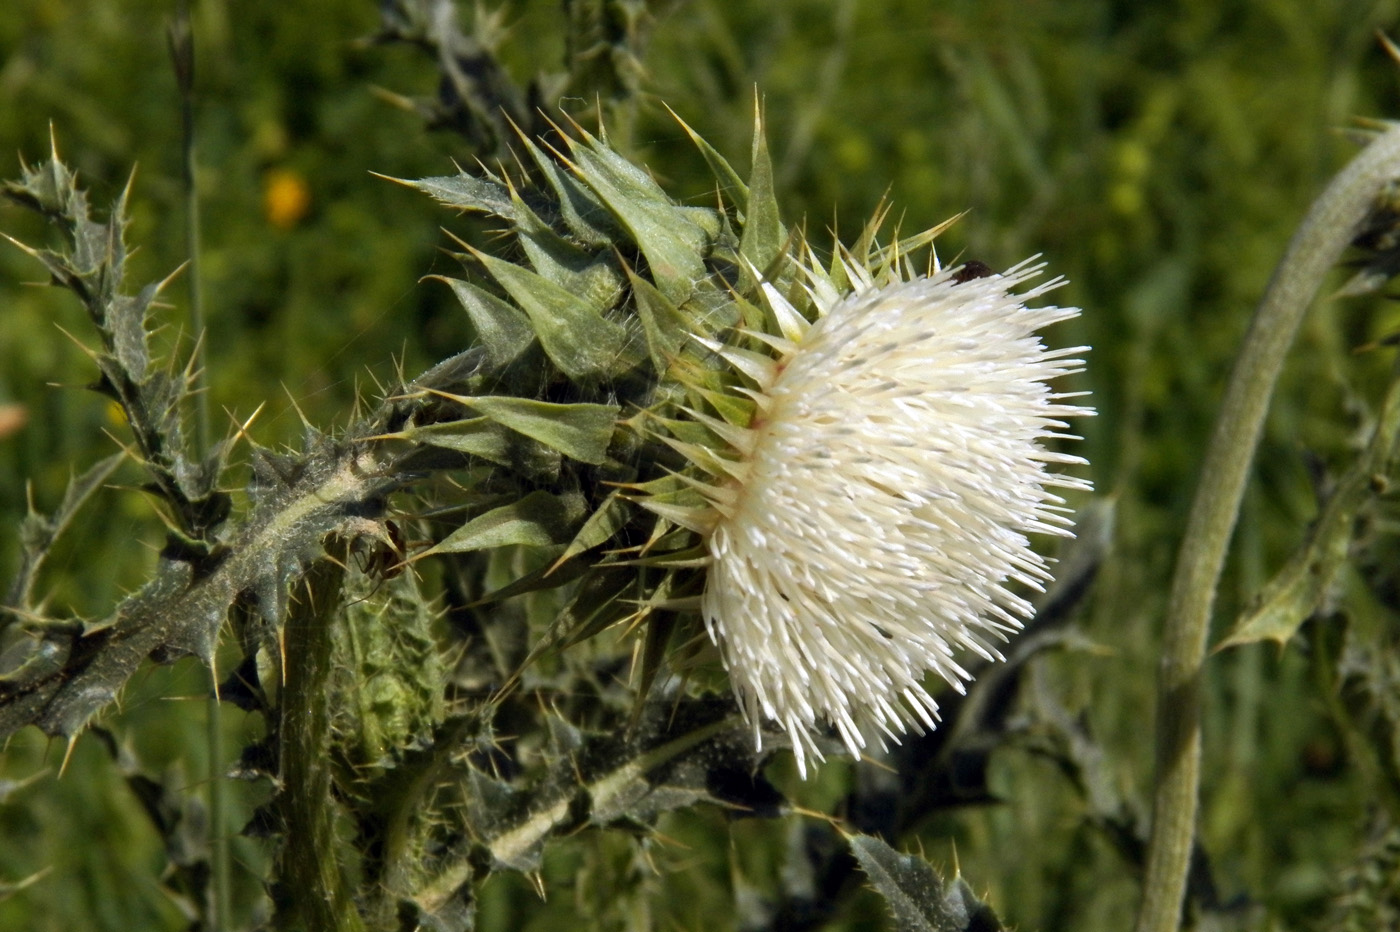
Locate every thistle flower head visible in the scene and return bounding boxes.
[655,258,1091,775]
[401,106,1090,777]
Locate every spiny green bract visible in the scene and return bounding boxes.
[390,109,954,704]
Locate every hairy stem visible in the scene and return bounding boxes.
[1134,124,1400,932]
[275,554,366,932]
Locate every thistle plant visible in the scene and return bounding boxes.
[0,90,1095,926]
[11,6,1400,932]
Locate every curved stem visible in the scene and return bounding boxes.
[1135,124,1400,932]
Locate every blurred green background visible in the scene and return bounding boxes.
[3,0,1400,929]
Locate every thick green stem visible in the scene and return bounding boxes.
[275,556,366,932]
[1134,125,1400,932]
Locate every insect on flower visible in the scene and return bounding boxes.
[950,258,994,283]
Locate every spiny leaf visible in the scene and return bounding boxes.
[627,265,688,373]
[106,281,158,377]
[737,105,784,289]
[469,552,593,605]
[432,276,535,369]
[412,700,769,911]
[0,436,407,740]
[557,565,641,646]
[552,490,632,569]
[848,834,1004,932]
[514,130,624,247]
[1218,360,1400,651]
[633,585,678,707]
[6,453,124,613]
[471,249,632,380]
[506,188,626,310]
[433,392,620,464]
[667,104,748,213]
[4,147,225,542]
[392,172,515,219]
[564,131,709,303]
[692,383,757,429]
[426,490,588,555]
[384,416,560,477]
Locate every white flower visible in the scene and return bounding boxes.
[686,259,1091,775]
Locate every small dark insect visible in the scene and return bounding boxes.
[951,260,994,284]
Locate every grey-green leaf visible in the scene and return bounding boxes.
[452,395,619,464]
[738,109,784,288]
[434,277,535,369]
[566,133,709,303]
[1218,359,1400,651]
[554,490,631,567]
[627,267,688,373]
[8,452,124,612]
[848,834,1004,932]
[396,416,514,465]
[516,132,623,247]
[508,190,626,310]
[473,250,631,380]
[397,173,515,219]
[427,490,587,556]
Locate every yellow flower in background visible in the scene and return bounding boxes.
[263,167,311,230]
[658,260,1092,775]
[0,403,26,440]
